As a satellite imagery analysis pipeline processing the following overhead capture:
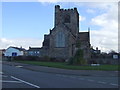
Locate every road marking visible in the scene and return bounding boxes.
[15,66,23,68]
[0,72,3,74]
[0,75,8,77]
[11,76,40,88]
[0,80,22,83]
[110,83,118,86]
[98,81,106,84]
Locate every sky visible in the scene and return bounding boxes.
[0,0,118,53]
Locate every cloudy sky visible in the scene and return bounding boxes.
[0,0,118,53]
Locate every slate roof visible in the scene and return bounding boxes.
[28,47,41,51]
[9,46,26,51]
[78,32,90,41]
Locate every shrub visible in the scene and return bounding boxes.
[67,57,74,65]
[42,56,50,61]
[54,58,65,62]
[12,56,39,61]
[68,49,87,65]
[50,57,56,62]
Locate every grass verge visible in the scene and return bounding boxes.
[13,60,119,71]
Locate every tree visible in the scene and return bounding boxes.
[109,50,117,54]
[73,49,87,65]
[68,42,87,65]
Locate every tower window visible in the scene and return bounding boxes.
[64,15,70,23]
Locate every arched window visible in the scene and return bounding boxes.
[55,31,65,47]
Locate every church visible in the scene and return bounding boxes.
[40,5,91,62]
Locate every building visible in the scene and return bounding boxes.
[41,5,91,62]
[27,47,41,56]
[91,47,101,54]
[4,46,26,57]
[0,49,5,56]
[0,49,5,60]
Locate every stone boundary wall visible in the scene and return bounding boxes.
[89,58,119,65]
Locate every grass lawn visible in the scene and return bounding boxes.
[14,60,119,71]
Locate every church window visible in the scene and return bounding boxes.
[55,31,65,47]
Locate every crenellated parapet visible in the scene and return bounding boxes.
[55,5,78,13]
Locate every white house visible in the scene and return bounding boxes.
[4,46,26,56]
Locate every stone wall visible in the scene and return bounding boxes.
[89,58,119,65]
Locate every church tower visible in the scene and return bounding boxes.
[55,5,79,37]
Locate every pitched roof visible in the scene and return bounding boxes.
[78,32,90,41]
[9,46,26,51]
[28,47,41,51]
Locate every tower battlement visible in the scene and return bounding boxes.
[55,5,78,12]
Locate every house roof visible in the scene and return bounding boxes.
[0,49,6,52]
[28,47,41,51]
[9,46,26,51]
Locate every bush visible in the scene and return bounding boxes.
[74,49,86,65]
[50,57,56,62]
[68,49,87,65]
[12,56,39,61]
[12,56,65,62]
[67,57,74,65]
[42,56,50,61]
[54,58,65,62]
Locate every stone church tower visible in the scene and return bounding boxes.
[42,5,91,61]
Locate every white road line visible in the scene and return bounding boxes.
[11,76,40,88]
[0,72,3,74]
[98,81,106,84]
[0,80,22,83]
[0,75,8,77]
[15,66,23,68]
[110,83,118,86]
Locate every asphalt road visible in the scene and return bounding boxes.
[2,63,119,88]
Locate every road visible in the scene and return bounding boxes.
[2,62,119,88]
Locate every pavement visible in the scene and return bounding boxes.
[2,61,118,77]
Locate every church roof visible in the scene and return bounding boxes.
[78,32,89,41]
